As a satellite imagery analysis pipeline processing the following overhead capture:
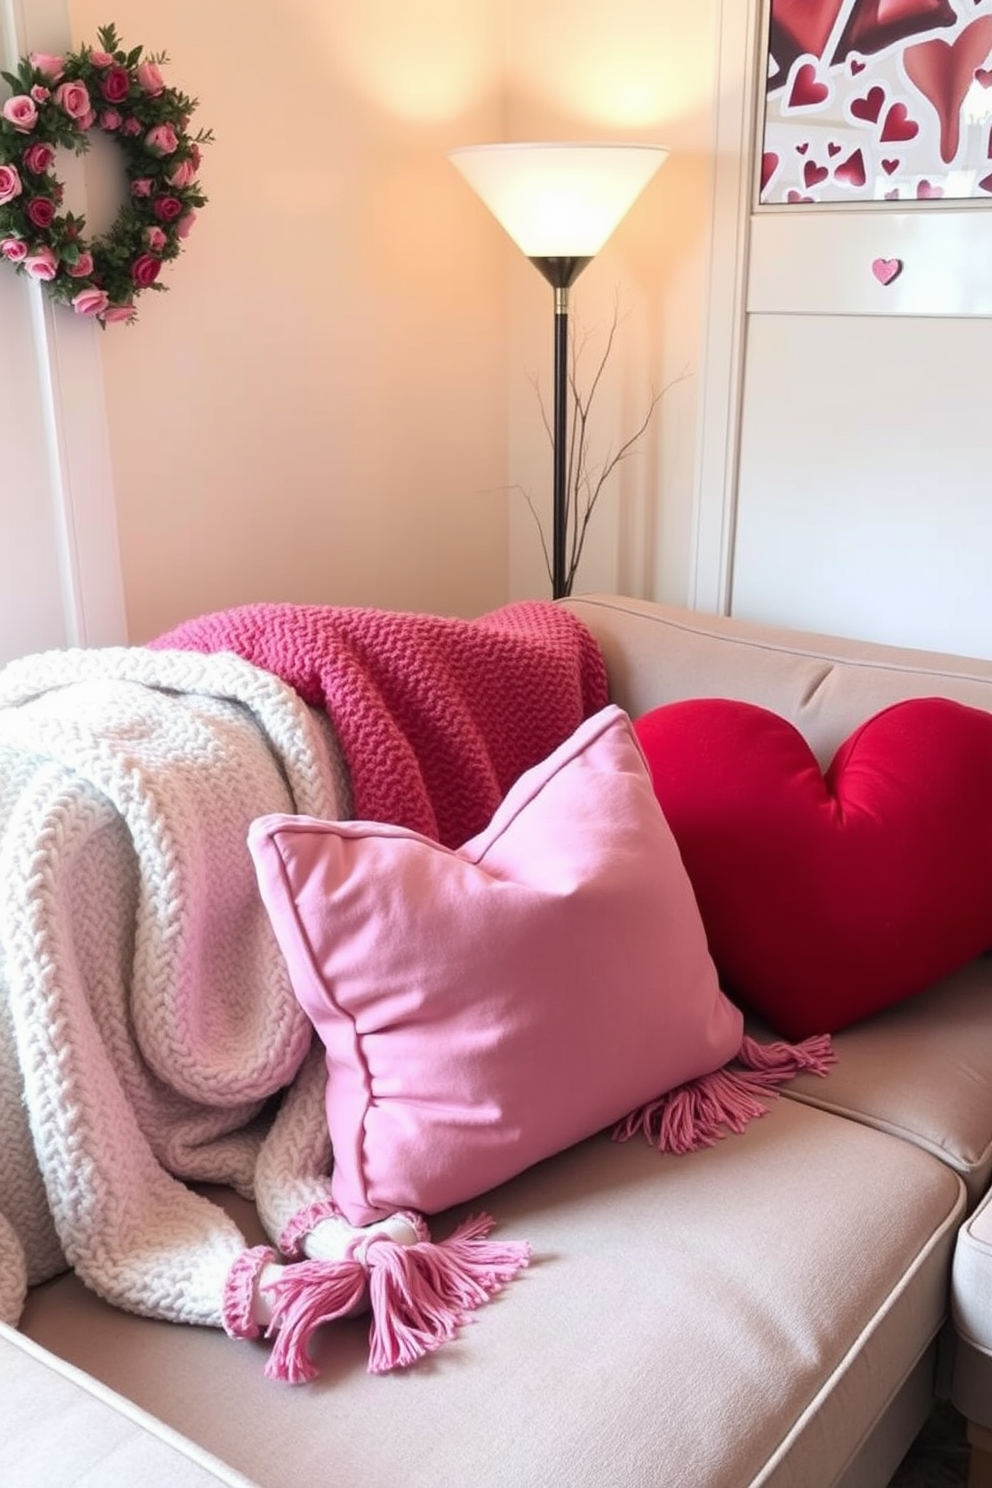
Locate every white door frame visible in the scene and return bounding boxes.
[689,0,762,616]
[1,0,126,653]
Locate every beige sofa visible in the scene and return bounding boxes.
[8,592,992,1488]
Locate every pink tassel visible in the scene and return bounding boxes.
[737,1032,834,1075]
[260,1215,530,1383]
[262,1258,368,1384]
[613,1033,835,1155]
[366,1214,531,1375]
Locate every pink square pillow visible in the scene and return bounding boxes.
[248,705,742,1226]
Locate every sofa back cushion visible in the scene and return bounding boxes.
[564,595,992,768]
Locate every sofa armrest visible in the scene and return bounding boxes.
[0,1322,259,1488]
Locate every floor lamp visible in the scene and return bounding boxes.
[449,143,669,599]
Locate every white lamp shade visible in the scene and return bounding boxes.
[448,142,668,259]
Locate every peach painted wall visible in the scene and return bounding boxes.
[63,0,720,636]
[68,0,511,640]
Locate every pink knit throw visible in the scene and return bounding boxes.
[151,601,608,848]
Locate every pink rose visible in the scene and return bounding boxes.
[87,50,115,68]
[176,209,196,240]
[101,303,136,323]
[29,52,64,80]
[153,194,182,222]
[100,109,122,131]
[30,85,50,103]
[78,108,96,130]
[99,66,129,103]
[54,80,91,120]
[23,245,58,280]
[131,252,161,288]
[135,61,165,96]
[122,116,142,136]
[144,123,178,156]
[72,288,110,316]
[23,141,54,174]
[0,164,23,205]
[167,158,196,188]
[66,251,94,278]
[131,177,154,198]
[190,144,202,171]
[3,95,38,131]
[25,197,55,229]
[144,225,167,251]
[0,238,27,262]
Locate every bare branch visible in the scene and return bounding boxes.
[515,294,693,595]
[493,481,553,586]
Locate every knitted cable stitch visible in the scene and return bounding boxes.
[152,600,609,849]
[0,646,347,1328]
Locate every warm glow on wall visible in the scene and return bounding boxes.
[320,0,502,122]
[505,0,715,128]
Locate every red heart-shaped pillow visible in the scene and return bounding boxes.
[635,697,992,1038]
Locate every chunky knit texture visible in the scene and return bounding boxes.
[151,601,609,848]
[0,604,604,1362]
[0,645,349,1329]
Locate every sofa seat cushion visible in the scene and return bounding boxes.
[20,1100,963,1488]
[0,1323,257,1487]
[775,957,992,1202]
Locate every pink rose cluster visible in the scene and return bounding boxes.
[2,94,38,131]
[0,164,22,206]
[0,30,207,325]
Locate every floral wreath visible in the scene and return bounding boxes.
[0,22,212,325]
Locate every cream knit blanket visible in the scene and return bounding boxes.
[0,644,350,1329]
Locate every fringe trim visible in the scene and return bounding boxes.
[222,1245,276,1341]
[613,1033,835,1155]
[278,1199,346,1260]
[260,1212,530,1384]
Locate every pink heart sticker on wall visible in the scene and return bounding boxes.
[803,160,829,187]
[789,62,831,108]
[835,147,867,187]
[880,102,919,142]
[872,257,903,285]
[850,84,885,121]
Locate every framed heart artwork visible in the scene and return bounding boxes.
[760,0,992,203]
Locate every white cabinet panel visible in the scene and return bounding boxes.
[748,208,992,317]
[731,312,992,659]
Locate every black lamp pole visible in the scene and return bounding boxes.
[448,143,669,600]
[531,256,590,600]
